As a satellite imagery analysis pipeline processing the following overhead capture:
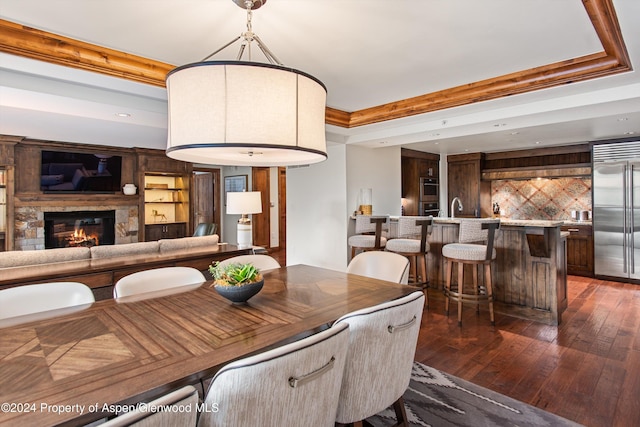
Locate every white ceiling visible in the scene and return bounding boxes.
[0,0,639,156]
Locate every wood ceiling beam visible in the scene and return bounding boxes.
[0,0,631,129]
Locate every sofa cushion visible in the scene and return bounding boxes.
[90,241,160,259]
[0,247,91,268]
[41,174,65,186]
[159,235,219,254]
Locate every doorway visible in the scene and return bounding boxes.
[192,169,221,235]
[251,167,287,250]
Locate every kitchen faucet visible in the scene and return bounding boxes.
[451,197,463,218]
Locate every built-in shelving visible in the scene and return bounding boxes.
[143,173,189,241]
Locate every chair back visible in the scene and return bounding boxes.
[113,266,206,298]
[397,215,433,252]
[333,291,424,424]
[199,322,350,427]
[217,254,281,271]
[193,222,217,237]
[458,219,500,260]
[354,215,389,234]
[0,282,94,320]
[347,251,410,284]
[100,385,198,426]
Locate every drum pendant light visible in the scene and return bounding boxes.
[166,0,328,167]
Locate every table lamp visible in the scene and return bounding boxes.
[226,191,262,247]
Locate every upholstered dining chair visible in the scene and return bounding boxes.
[348,215,390,260]
[386,215,433,307]
[346,251,410,284]
[113,266,206,298]
[100,385,198,426]
[0,281,95,320]
[199,322,350,427]
[442,218,500,326]
[216,254,281,271]
[193,222,217,237]
[334,291,425,427]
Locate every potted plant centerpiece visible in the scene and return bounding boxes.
[209,261,264,304]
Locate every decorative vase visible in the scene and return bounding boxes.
[214,279,264,304]
[122,183,137,195]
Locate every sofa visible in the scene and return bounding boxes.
[41,162,87,191]
[0,234,252,300]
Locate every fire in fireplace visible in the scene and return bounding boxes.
[44,211,116,249]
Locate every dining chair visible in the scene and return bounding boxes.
[99,385,198,426]
[348,215,390,260]
[193,222,217,237]
[386,215,433,307]
[113,266,206,298]
[0,281,94,320]
[216,254,281,271]
[346,251,410,284]
[198,322,350,427]
[334,291,425,427]
[442,218,500,326]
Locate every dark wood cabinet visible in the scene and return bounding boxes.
[145,223,186,241]
[401,148,440,216]
[447,152,490,217]
[561,224,594,276]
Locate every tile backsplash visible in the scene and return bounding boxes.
[491,177,591,221]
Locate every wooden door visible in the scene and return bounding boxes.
[278,167,286,250]
[192,169,220,234]
[252,167,270,248]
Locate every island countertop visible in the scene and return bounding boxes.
[431,217,565,227]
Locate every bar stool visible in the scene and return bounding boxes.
[442,219,500,326]
[348,215,389,260]
[385,216,433,307]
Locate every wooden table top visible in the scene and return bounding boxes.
[0,264,417,426]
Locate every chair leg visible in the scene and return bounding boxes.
[485,262,495,325]
[444,259,452,316]
[392,396,409,427]
[457,262,464,326]
[473,264,479,315]
[420,253,429,309]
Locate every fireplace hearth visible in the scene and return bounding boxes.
[44,211,116,249]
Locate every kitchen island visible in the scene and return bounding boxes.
[425,218,567,325]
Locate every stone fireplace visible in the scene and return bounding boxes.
[15,205,139,250]
[44,210,116,249]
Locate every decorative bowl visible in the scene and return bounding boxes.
[214,279,264,304]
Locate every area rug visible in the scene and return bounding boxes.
[367,362,583,427]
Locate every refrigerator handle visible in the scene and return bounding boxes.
[623,164,629,274]
[630,163,635,274]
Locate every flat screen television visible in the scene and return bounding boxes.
[41,150,123,193]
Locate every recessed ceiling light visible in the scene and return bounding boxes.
[493,123,507,127]
[617,117,629,121]
[434,142,439,145]
[510,131,519,135]
[115,113,131,117]
[429,133,440,137]
[535,141,541,144]
[624,131,636,135]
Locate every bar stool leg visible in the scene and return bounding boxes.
[473,264,480,315]
[420,253,429,309]
[485,262,495,325]
[445,259,452,316]
[457,262,464,326]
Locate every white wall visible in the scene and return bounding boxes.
[346,145,402,217]
[287,144,402,271]
[287,144,348,271]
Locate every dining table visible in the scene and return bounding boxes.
[0,264,418,426]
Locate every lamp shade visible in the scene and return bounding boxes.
[227,191,263,215]
[166,61,328,167]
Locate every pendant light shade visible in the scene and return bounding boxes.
[166,61,327,166]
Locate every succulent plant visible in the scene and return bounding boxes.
[209,261,262,287]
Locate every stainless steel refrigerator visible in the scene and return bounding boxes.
[593,141,640,280]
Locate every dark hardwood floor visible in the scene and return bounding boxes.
[269,248,639,426]
[417,276,640,427]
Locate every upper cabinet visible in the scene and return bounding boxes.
[447,152,490,218]
[401,148,440,216]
